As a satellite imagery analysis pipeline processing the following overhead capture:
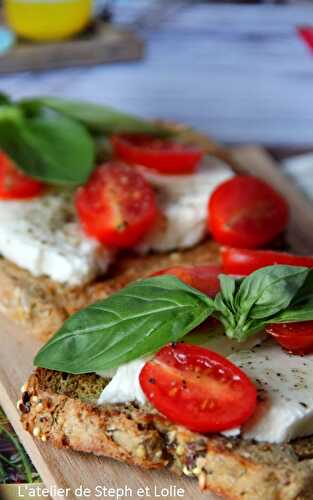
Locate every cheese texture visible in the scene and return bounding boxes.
[0,191,112,285]
[0,156,232,284]
[137,156,234,252]
[97,358,147,406]
[97,337,313,444]
[230,340,313,443]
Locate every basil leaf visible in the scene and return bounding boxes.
[214,265,312,341]
[0,92,11,106]
[219,274,237,312]
[235,265,309,320]
[34,276,214,374]
[289,269,313,306]
[0,109,95,186]
[269,296,313,323]
[20,97,171,136]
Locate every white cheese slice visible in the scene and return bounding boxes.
[97,337,313,444]
[96,334,264,408]
[0,191,112,285]
[137,156,234,252]
[97,358,148,406]
[229,340,313,443]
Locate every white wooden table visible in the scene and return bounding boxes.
[0,3,313,147]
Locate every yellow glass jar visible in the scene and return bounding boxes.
[4,0,92,42]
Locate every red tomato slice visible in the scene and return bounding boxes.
[75,162,158,248]
[298,26,313,53]
[221,247,313,276]
[209,176,289,248]
[152,265,221,297]
[139,343,257,433]
[111,135,203,175]
[266,322,313,355]
[0,152,44,199]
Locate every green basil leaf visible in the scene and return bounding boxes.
[288,269,313,306]
[219,274,237,312]
[214,265,312,341]
[269,296,313,323]
[0,110,95,186]
[20,97,172,136]
[235,265,309,320]
[0,92,11,106]
[214,275,243,337]
[34,276,214,374]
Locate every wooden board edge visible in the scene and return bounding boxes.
[0,30,144,74]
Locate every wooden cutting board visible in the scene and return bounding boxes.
[0,23,144,74]
[1,146,313,500]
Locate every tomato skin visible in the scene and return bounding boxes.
[75,162,158,248]
[152,265,221,297]
[221,247,313,276]
[0,152,44,199]
[139,343,257,433]
[209,176,289,248]
[266,322,313,355]
[111,135,203,175]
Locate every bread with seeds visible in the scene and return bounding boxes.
[20,368,313,500]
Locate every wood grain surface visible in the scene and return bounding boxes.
[1,146,313,500]
[0,25,144,74]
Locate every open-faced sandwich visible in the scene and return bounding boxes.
[19,262,313,499]
[3,93,313,498]
[0,93,242,339]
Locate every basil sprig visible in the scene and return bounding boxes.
[34,265,313,374]
[34,276,214,374]
[0,93,170,186]
[215,265,313,340]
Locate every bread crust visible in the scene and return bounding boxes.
[0,240,219,340]
[20,368,313,500]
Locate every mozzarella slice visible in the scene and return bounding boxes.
[97,358,148,406]
[0,191,112,285]
[97,337,313,444]
[137,156,233,252]
[229,340,313,443]
[96,334,264,408]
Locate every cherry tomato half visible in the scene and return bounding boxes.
[152,265,222,297]
[111,135,203,175]
[139,343,257,433]
[266,322,313,355]
[75,162,158,248]
[209,176,289,248]
[0,152,44,199]
[221,247,313,276]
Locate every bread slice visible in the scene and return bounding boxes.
[0,126,238,341]
[0,240,219,340]
[20,368,313,500]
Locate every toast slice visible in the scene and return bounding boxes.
[0,127,239,341]
[0,240,219,340]
[20,368,313,500]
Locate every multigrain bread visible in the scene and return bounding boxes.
[10,126,313,498]
[0,240,219,340]
[0,127,239,341]
[20,368,313,500]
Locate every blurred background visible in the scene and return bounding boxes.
[1,0,313,495]
[0,0,313,148]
